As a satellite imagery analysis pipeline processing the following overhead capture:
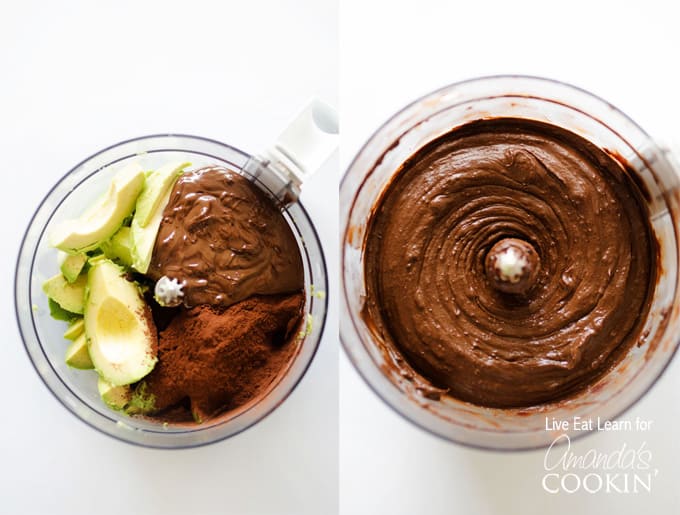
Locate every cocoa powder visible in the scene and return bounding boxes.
[142,292,304,422]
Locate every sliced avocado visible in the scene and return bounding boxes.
[87,253,107,266]
[134,162,189,227]
[97,376,131,410]
[63,318,85,340]
[125,382,156,415]
[65,333,94,369]
[48,298,78,322]
[60,253,88,283]
[42,273,87,314]
[85,259,157,385]
[56,250,69,267]
[49,162,145,253]
[131,186,172,273]
[101,226,134,267]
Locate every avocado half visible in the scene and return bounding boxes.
[84,259,158,386]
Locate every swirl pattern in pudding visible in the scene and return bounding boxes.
[363,118,657,408]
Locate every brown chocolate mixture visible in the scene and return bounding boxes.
[142,293,304,422]
[149,166,303,308]
[140,166,305,423]
[364,118,657,408]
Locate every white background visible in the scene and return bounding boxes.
[340,1,680,514]
[0,2,337,515]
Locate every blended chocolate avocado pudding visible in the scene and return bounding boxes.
[364,118,657,408]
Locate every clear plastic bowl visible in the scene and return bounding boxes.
[340,76,680,450]
[15,134,328,448]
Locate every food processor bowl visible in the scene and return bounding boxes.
[16,134,328,448]
[340,75,680,450]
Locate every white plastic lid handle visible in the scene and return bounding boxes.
[264,99,339,185]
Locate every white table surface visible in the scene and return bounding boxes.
[339,1,680,514]
[0,2,337,515]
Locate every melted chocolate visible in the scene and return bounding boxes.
[364,118,657,408]
[149,166,303,308]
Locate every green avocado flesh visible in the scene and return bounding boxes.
[130,162,187,273]
[49,162,145,253]
[43,273,87,314]
[63,318,85,340]
[101,226,134,267]
[42,161,190,416]
[84,259,157,386]
[134,162,189,227]
[65,333,93,369]
[97,376,131,410]
[60,253,88,283]
[49,299,78,322]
